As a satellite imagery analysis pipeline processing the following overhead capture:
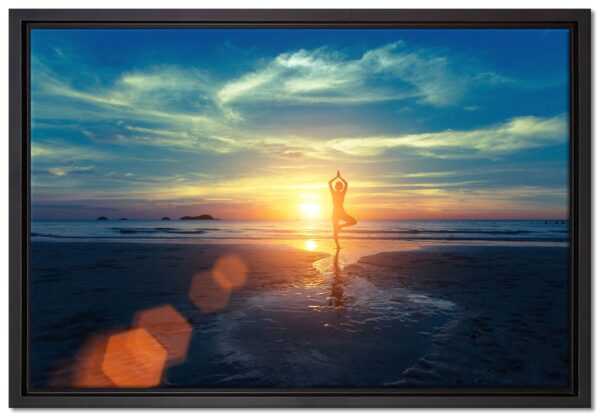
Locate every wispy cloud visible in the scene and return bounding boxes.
[217,41,511,111]
[47,165,94,177]
[32,61,220,128]
[99,113,567,163]
[31,140,109,161]
[121,125,244,154]
[323,114,567,158]
[400,171,458,179]
[30,40,522,160]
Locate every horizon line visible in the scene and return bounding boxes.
[30,217,569,222]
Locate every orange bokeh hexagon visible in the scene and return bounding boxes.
[101,328,167,388]
[212,254,248,290]
[189,271,231,313]
[134,304,192,365]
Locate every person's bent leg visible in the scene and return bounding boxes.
[339,213,357,229]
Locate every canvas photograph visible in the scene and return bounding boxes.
[28,27,571,391]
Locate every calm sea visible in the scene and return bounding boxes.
[31,219,568,245]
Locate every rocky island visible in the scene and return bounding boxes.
[179,214,218,220]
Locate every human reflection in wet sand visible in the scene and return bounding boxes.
[329,248,344,308]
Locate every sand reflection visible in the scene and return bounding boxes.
[304,239,318,251]
[329,248,344,308]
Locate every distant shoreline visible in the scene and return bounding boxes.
[92,214,220,222]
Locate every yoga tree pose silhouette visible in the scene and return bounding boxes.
[328,170,357,249]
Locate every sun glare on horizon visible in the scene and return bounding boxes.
[299,202,322,220]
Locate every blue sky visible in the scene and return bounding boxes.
[30,28,569,220]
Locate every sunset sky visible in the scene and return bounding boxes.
[30,28,569,221]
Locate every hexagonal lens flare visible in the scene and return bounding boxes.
[188,254,249,313]
[133,304,192,366]
[212,254,248,290]
[189,271,232,313]
[101,328,167,388]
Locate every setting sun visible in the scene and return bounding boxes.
[299,202,322,220]
[304,240,318,251]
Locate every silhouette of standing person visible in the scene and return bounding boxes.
[328,170,357,249]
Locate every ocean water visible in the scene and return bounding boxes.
[31,219,568,245]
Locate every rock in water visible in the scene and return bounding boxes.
[179,214,217,220]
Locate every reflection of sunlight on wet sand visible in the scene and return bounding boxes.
[284,237,423,291]
[304,239,318,251]
[205,234,461,385]
[298,270,326,289]
[134,305,192,366]
[102,328,167,388]
[282,238,423,274]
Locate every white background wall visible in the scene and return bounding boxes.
[1,1,596,414]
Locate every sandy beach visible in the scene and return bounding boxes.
[30,240,569,389]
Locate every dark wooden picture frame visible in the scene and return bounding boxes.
[9,9,591,408]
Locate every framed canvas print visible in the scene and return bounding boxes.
[9,9,591,408]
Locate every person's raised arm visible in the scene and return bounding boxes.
[328,174,337,192]
[338,171,348,191]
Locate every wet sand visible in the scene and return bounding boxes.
[30,241,569,389]
[357,245,569,387]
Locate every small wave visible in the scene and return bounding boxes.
[31,232,567,243]
[347,229,540,235]
[110,227,207,235]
